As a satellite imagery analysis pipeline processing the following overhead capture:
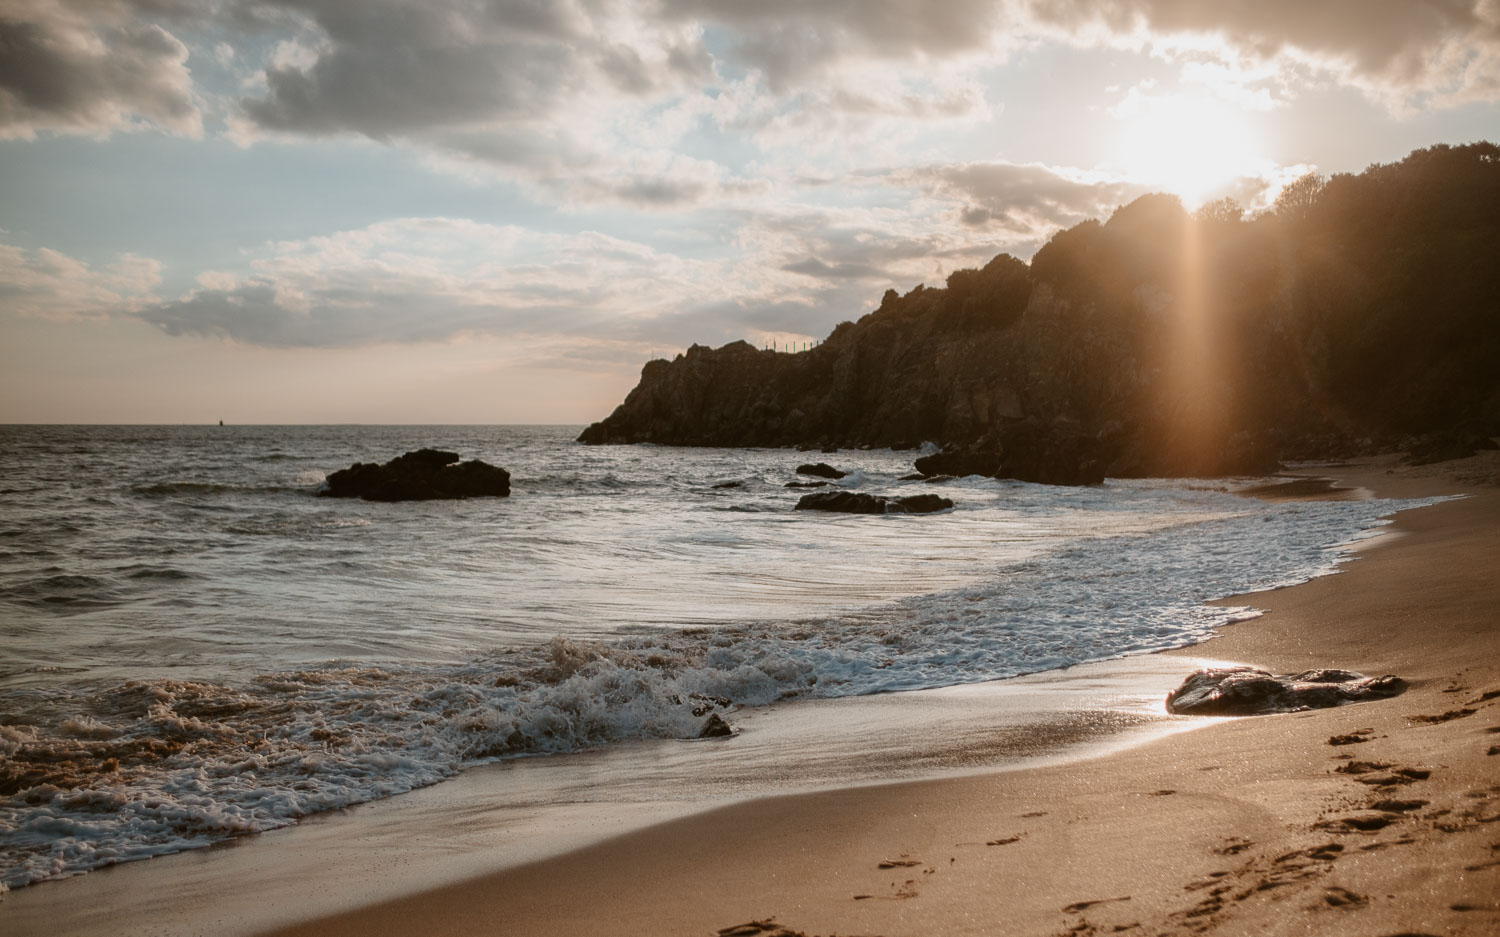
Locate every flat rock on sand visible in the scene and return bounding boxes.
[1165,667,1407,716]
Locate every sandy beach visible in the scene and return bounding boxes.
[239,452,1499,937]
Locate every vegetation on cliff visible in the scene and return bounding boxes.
[579,143,1500,478]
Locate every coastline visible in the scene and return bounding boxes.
[4,452,1495,936]
[257,452,1499,937]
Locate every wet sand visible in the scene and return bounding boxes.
[255,452,1500,937]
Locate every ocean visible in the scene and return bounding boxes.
[0,424,1436,894]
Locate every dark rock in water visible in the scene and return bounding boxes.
[698,713,734,738]
[321,449,511,502]
[994,420,1107,486]
[711,480,743,489]
[913,447,999,478]
[891,494,954,514]
[785,480,830,489]
[912,429,1105,486]
[795,491,953,514]
[796,491,886,514]
[1165,667,1406,716]
[796,462,847,479]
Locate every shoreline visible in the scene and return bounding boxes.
[258,452,1499,937]
[4,452,1496,936]
[0,654,1228,936]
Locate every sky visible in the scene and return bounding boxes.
[2,1,1498,424]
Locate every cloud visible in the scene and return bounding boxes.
[0,1,203,139]
[1021,0,1500,106]
[661,0,1010,89]
[124,201,1016,356]
[0,243,162,316]
[134,217,802,349]
[895,161,1146,239]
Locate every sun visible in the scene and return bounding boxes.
[1115,93,1263,208]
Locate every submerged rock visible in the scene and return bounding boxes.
[321,449,511,502]
[794,491,953,515]
[796,462,847,479]
[698,713,734,738]
[1165,667,1406,716]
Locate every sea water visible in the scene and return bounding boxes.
[0,425,1436,891]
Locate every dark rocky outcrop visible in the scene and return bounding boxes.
[321,449,511,502]
[785,480,830,489]
[580,144,1500,480]
[711,480,743,489]
[794,491,953,514]
[1165,667,1407,716]
[796,462,847,479]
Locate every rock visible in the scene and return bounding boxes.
[890,494,954,514]
[711,481,742,489]
[796,491,886,514]
[321,449,511,502]
[578,149,1500,472]
[698,713,734,738]
[1165,667,1407,716]
[785,481,830,489]
[1407,430,1499,465]
[993,420,1106,486]
[913,447,999,478]
[796,462,847,479]
[795,491,953,514]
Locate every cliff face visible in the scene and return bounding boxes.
[581,144,1500,479]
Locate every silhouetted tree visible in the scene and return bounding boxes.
[1273,171,1327,223]
[1196,197,1244,224]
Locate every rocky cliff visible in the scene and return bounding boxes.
[580,143,1500,480]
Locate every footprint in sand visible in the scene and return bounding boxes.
[1323,885,1368,907]
[1315,811,1399,832]
[1353,766,1431,788]
[1214,836,1254,856]
[1061,895,1131,913]
[1408,708,1478,724]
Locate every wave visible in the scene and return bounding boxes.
[0,574,124,610]
[0,491,1445,891]
[131,482,305,498]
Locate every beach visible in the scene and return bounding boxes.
[3,451,1495,937]
[250,452,1499,937]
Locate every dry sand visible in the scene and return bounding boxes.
[254,451,1500,937]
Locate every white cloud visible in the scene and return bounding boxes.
[896,161,1146,239]
[0,244,162,317]
[1018,0,1500,109]
[127,196,1032,355]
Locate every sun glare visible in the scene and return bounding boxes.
[1115,94,1263,207]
